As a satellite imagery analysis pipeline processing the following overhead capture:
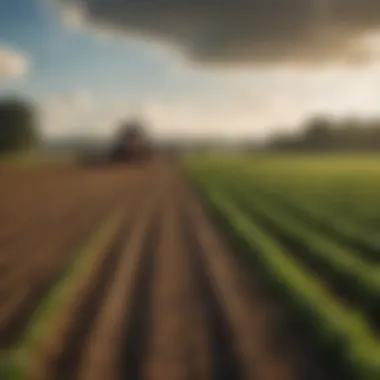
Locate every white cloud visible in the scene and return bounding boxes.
[37,92,309,142]
[0,47,28,79]
[140,95,297,142]
[68,90,93,111]
[39,91,134,139]
[38,86,378,142]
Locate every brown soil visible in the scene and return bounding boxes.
[1,159,332,380]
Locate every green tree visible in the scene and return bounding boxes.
[0,98,38,154]
[301,116,334,150]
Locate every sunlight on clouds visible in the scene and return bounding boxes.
[55,0,380,67]
[357,32,380,57]
[38,68,380,141]
[0,47,28,79]
[42,0,380,140]
[142,96,303,141]
[39,91,136,139]
[47,0,380,141]
[59,2,86,29]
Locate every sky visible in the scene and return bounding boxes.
[1,0,380,141]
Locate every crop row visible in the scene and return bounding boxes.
[190,173,380,380]
[227,166,380,263]
[221,158,380,228]
[253,186,380,263]
[207,170,380,325]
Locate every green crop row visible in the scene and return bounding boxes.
[193,177,380,380]
[219,177,380,321]
[265,189,380,262]
[222,158,380,227]
[221,170,380,263]
[186,161,380,262]
[235,164,380,260]
[0,208,126,380]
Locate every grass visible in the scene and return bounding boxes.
[0,150,74,167]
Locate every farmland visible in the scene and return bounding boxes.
[185,154,380,380]
[0,154,379,380]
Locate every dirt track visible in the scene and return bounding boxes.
[1,159,327,380]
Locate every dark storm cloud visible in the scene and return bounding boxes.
[57,0,380,65]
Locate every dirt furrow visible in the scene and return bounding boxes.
[0,168,154,349]
[185,195,300,380]
[0,198,117,348]
[25,200,146,380]
[182,209,242,380]
[178,219,213,380]
[25,219,127,379]
[51,216,137,380]
[18,161,166,380]
[141,182,194,380]
[77,185,164,380]
[119,214,159,380]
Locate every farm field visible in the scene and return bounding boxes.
[185,154,380,380]
[0,154,379,380]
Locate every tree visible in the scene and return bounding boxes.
[0,98,38,154]
[301,116,334,150]
[266,115,380,152]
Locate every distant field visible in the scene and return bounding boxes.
[185,154,380,380]
[0,151,75,168]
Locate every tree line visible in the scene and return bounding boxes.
[0,98,38,154]
[267,116,380,152]
[3,95,380,155]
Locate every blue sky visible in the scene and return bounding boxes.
[1,0,380,140]
[0,0,213,98]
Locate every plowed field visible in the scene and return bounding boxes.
[0,159,337,380]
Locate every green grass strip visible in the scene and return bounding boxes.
[0,208,125,380]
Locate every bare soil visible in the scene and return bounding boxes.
[0,159,331,380]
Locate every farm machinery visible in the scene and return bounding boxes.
[109,119,153,163]
[80,118,154,166]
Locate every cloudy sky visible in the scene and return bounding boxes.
[1,0,380,141]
